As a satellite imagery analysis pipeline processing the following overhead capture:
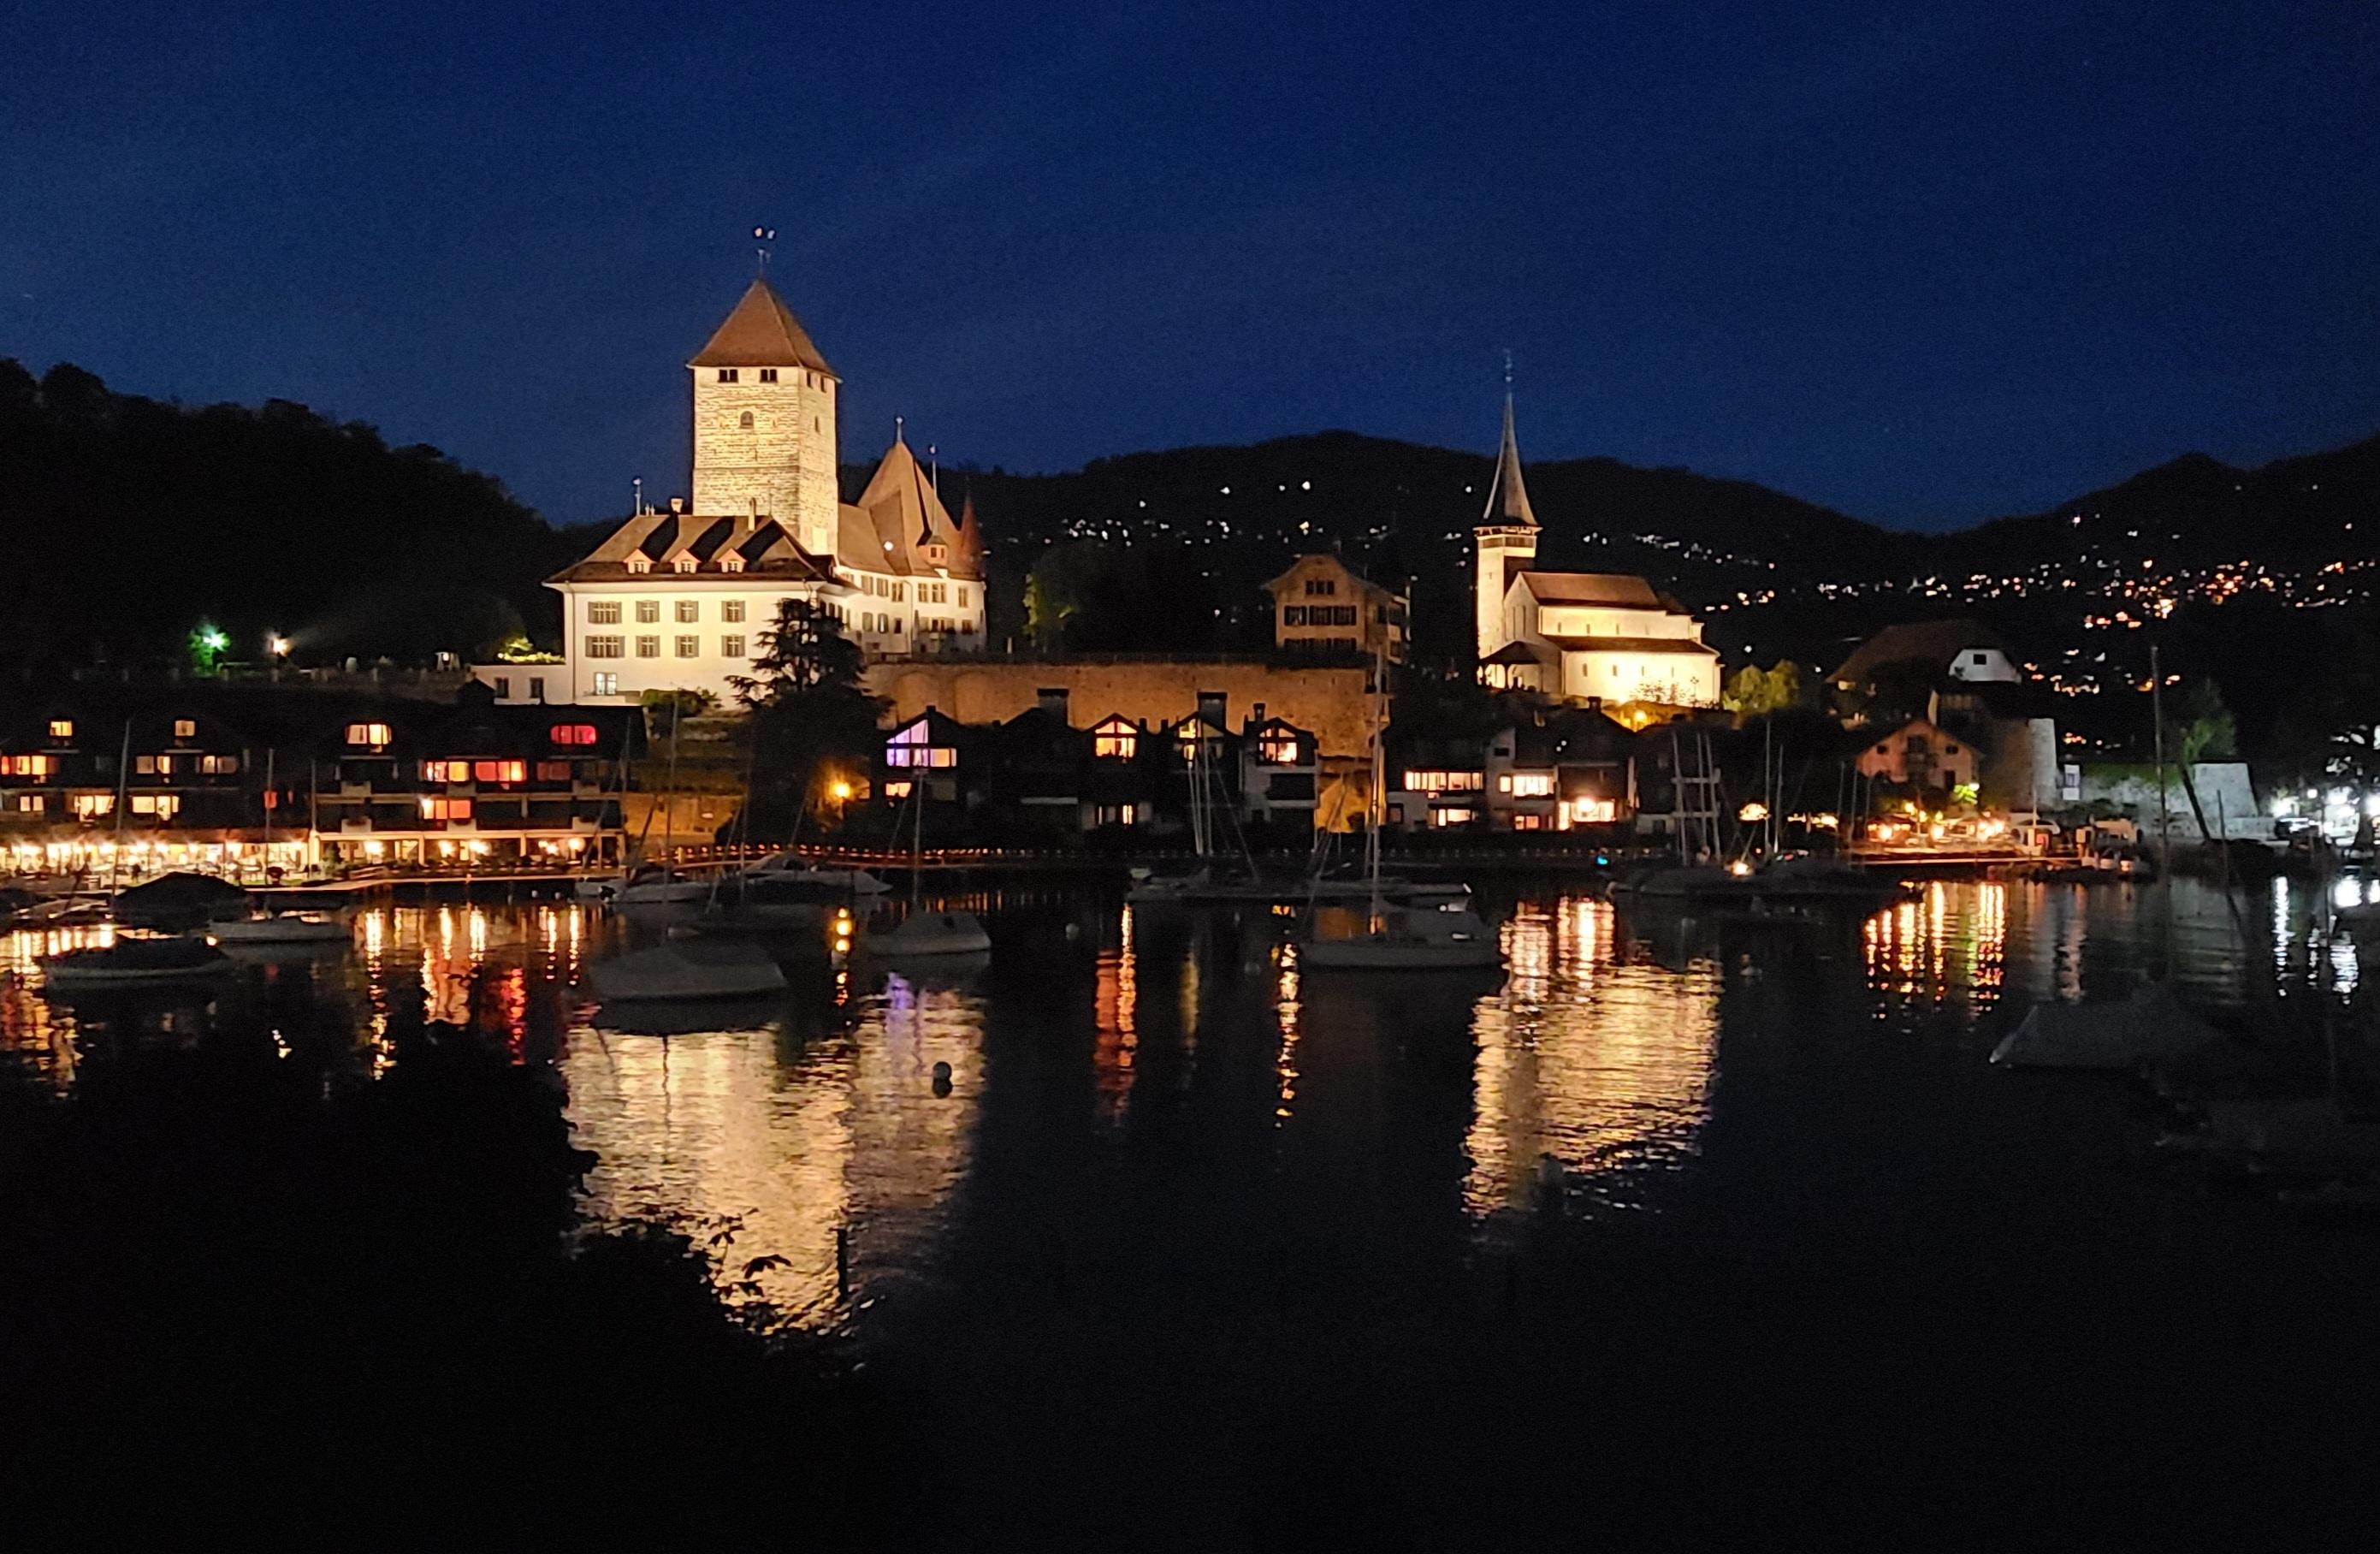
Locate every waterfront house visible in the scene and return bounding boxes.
[1856,718,1979,793]
[1264,554,1409,664]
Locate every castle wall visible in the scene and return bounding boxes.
[865,660,1376,757]
[690,370,838,555]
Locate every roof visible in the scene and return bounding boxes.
[1518,572,1670,608]
[1482,640,1554,667]
[688,279,837,375]
[1262,552,1405,601]
[1830,620,2007,688]
[842,436,974,578]
[1542,633,1718,658]
[547,513,840,585]
[1480,393,1538,530]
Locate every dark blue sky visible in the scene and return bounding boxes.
[5,1,2377,531]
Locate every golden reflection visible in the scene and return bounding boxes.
[1273,947,1301,1121]
[1092,904,1139,1127]
[1465,897,1716,1221]
[1862,884,2009,1013]
[564,976,986,1324]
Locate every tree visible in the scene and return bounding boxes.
[727,599,885,839]
[1724,660,1806,720]
[2164,679,2238,766]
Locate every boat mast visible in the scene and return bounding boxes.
[1366,643,1386,923]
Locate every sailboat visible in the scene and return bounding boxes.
[1298,651,1502,971]
[868,774,990,957]
[1128,717,1398,904]
[615,698,710,905]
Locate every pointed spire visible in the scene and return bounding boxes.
[1482,391,1538,529]
[956,489,983,556]
[690,277,836,375]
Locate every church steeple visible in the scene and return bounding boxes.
[1482,391,1538,530]
[1474,389,1541,662]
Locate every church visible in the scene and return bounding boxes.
[1471,397,1720,709]
[477,277,986,708]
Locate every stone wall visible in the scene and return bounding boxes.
[690,369,838,555]
[865,659,1376,756]
[2077,762,2265,840]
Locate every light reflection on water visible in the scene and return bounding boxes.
[0,880,2363,1332]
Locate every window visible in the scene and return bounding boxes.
[2,754,56,777]
[625,555,650,574]
[1572,797,1617,824]
[592,673,619,697]
[536,760,571,782]
[1092,720,1138,760]
[1971,651,1989,666]
[885,721,957,769]
[1283,607,1306,626]
[1513,814,1548,831]
[1256,731,1300,764]
[550,723,599,746]
[759,367,779,383]
[530,677,545,702]
[891,620,903,635]
[721,635,746,659]
[882,779,913,800]
[47,719,72,738]
[131,793,181,818]
[672,555,697,573]
[589,601,622,625]
[423,760,464,783]
[472,760,526,785]
[717,368,739,383]
[135,754,174,776]
[1945,743,1960,755]
[738,412,754,429]
[719,555,743,573]
[346,722,393,749]
[1430,807,1477,827]
[721,600,746,623]
[494,676,512,701]
[173,719,196,738]
[1507,773,1554,798]
[199,755,239,775]
[419,797,472,821]
[959,587,970,607]
[635,600,660,624]
[1095,804,1138,827]
[1304,578,1337,597]
[586,635,625,659]
[12,793,42,814]
[675,601,699,623]
[892,583,906,602]
[636,636,660,658]
[74,793,111,820]
[675,635,700,658]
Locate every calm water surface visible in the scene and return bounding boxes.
[7,878,2376,1540]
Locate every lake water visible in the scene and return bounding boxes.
[7,877,2377,1542]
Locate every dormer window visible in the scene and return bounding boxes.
[46,719,72,738]
[717,368,739,383]
[625,555,651,574]
[672,555,698,573]
[173,719,196,739]
[720,555,744,573]
[759,368,779,383]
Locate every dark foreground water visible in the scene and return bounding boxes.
[7,878,2378,1544]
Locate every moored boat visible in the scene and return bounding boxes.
[869,910,992,957]
[208,911,351,945]
[40,934,237,989]
[1300,905,1503,970]
[584,940,788,1002]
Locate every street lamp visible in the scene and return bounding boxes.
[267,633,291,658]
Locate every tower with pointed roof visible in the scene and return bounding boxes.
[1475,393,1540,661]
[690,278,842,558]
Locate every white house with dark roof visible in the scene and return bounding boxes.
[1471,397,1719,708]
[477,277,986,707]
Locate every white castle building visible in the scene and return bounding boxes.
[477,277,985,708]
[1472,397,1720,709]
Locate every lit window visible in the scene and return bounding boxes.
[74,793,112,819]
[591,673,619,697]
[130,794,180,818]
[419,797,473,821]
[636,600,660,624]
[346,722,393,749]
[47,719,72,738]
[721,600,746,623]
[1509,773,1554,798]
[2,754,56,777]
[882,779,913,800]
[1092,720,1138,760]
[585,636,625,659]
[199,755,238,775]
[472,760,527,784]
[1256,732,1300,764]
[11,793,40,814]
[636,636,660,658]
[1430,807,1477,827]
[135,754,175,776]
[536,760,571,781]
[1572,797,1616,824]
[549,723,598,746]
[675,635,700,658]
[885,721,956,769]
[589,601,622,625]
[721,635,746,659]
[423,760,463,783]
[173,719,195,738]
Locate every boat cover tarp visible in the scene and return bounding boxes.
[1990,982,2225,1071]
[114,872,247,922]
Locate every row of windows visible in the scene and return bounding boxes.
[589,599,749,626]
[1283,606,1359,627]
[1402,769,1485,793]
[38,718,202,742]
[584,635,749,660]
[1301,578,1339,596]
[713,367,827,388]
[5,793,157,819]
[3,751,242,779]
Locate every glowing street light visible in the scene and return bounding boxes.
[267,633,291,658]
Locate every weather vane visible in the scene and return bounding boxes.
[1502,348,1514,389]
[753,225,777,276]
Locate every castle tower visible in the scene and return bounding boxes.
[1474,392,1540,660]
[688,278,841,558]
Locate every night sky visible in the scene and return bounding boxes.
[5,1,2376,531]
